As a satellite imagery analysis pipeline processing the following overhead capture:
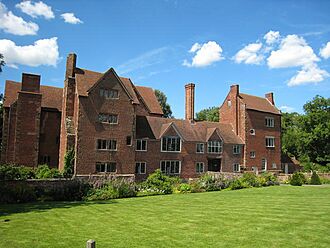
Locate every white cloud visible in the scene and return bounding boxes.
[0,37,59,67]
[61,13,83,24]
[288,63,329,86]
[279,106,295,113]
[267,35,319,68]
[0,2,38,35]
[233,43,264,65]
[189,43,201,53]
[264,30,280,45]
[16,1,54,19]
[320,42,330,59]
[183,41,223,67]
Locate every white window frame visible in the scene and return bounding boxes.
[265,136,275,148]
[136,139,147,151]
[250,151,256,158]
[100,88,119,99]
[96,162,117,173]
[207,140,222,154]
[195,162,204,173]
[160,160,181,175]
[265,117,275,127]
[272,163,277,169]
[196,143,205,154]
[227,100,232,107]
[135,162,146,174]
[261,158,267,171]
[233,145,241,155]
[97,139,117,151]
[233,163,240,172]
[161,136,181,153]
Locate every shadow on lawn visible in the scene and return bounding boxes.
[0,200,117,218]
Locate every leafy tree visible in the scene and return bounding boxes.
[310,171,321,185]
[0,53,5,73]
[0,94,3,148]
[281,112,302,158]
[154,89,173,118]
[196,106,219,122]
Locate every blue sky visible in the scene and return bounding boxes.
[0,0,329,118]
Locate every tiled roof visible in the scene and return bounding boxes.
[3,80,63,111]
[135,86,163,115]
[136,116,244,144]
[239,93,281,115]
[75,68,162,114]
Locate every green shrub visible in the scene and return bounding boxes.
[177,183,192,193]
[289,172,306,186]
[86,179,137,201]
[229,178,250,190]
[241,173,260,187]
[63,149,75,178]
[320,177,330,184]
[310,171,322,185]
[0,164,35,180]
[143,169,175,194]
[196,174,226,192]
[259,172,279,186]
[35,164,62,179]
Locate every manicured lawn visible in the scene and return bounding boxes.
[1,185,330,248]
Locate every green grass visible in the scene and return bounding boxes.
[1,185,330,248]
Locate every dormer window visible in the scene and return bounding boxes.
[100,88,119,99]
[161,136,181,152]
[265,117,274,127]
[207,140,222,154]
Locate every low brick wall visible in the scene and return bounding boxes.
[278,173,330,183]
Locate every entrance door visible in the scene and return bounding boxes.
[208,159,221,172]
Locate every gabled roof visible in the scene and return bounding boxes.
[3,80,63,111]
[206,127,222,141]
[239,93,281,115]
[136,116,244,144]
[75,67,162,115]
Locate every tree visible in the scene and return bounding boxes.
[0,53,5,73]
[196,106,219,122]
[281,95,330,168]
[154,89,173,118]
[63,149,75,178]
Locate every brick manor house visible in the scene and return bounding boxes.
[1,53,281,179]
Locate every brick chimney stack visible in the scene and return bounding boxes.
[185,83,195,122]
[265,92,274,105]
[21,73,40,93]
[230,84,239,96]
[65,53,77,79]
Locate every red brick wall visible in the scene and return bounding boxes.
[75,72,136,175]
[244,110,281,171]
[14,91,42,167]
[38,110,61,168]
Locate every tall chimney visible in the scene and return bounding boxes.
[265,92,274,105]
[230,84,239,96]
[21,73,40,93]
[65,53,77,80]
[185,83,195,122]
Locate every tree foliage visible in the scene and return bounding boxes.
[195,106,219,122]
[63,149,75,178]
[282,95,330,168]
[0,53,5,73]
[154,89,173,118]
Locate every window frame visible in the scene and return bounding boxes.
[136,139,147,151]
[160,160,181,175]
[265,136,275,148]
[95,162,117,173]
[250,151,256,158]
[98,113,118,124]
[261,158,267,171]
[232,145,241,155]
[195,162,204,173]
[265,116,275,128]
[97,139,117,151]
[100,88,119,99]
[249,129,256,135]
[233,163,240,173]
[207,140,222,154]
[135,162,147,174]
[196,143,205,154]
[161,136,181,153]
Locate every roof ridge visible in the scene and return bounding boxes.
[6,80,62,90]
[240,92,267,100]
